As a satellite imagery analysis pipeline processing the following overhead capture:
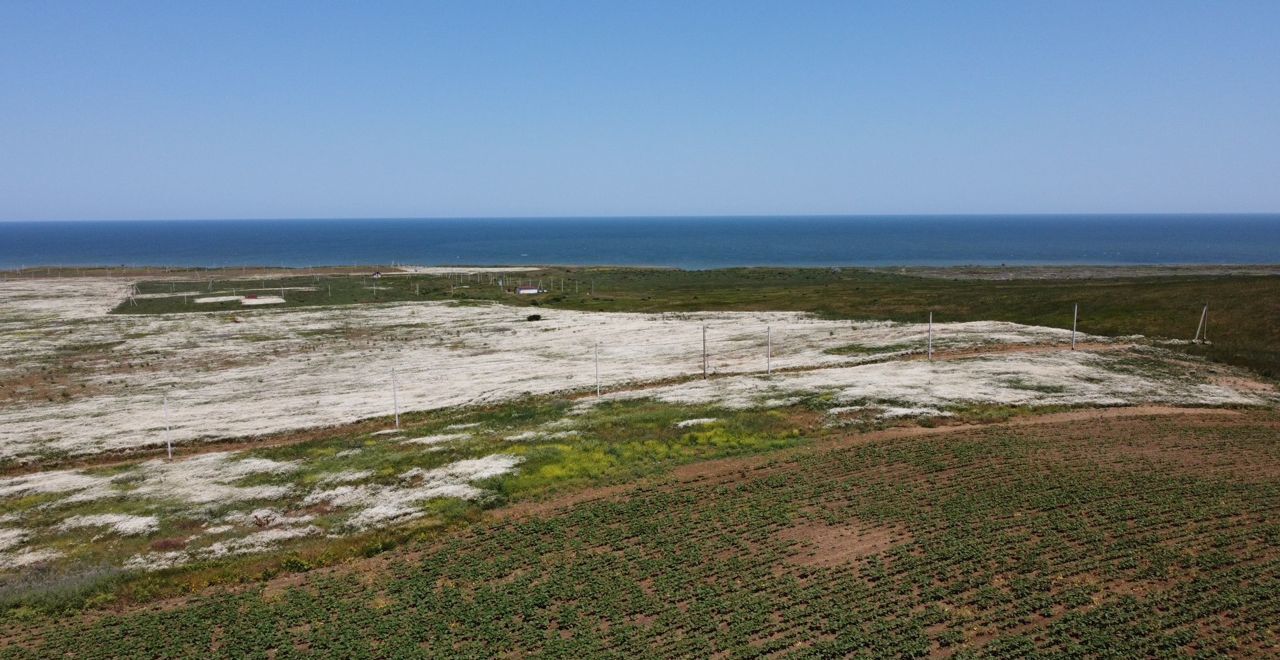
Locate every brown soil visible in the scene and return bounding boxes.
[4,405,1267,633]
[777,520,910,567]
[1211,374,1276,392]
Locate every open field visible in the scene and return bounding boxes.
[100,265,1280,379]
[1,268,1277,654]
[3,407,1279,656]
[3,272,1273,465]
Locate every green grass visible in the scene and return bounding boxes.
[113,272,464,313]
[114,267,1280,378]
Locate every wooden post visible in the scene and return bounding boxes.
[163,395,173,460]
[391,369,400,429]
[1071,303,1078,350]
[928,312,933,361]
[766,326,772,375]
[1194,304,1209,343]
[595,340,601,396]
[702,325,708,380]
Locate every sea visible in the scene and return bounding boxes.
[1,215,1278,270]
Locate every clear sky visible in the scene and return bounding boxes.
[1,1,1278,220]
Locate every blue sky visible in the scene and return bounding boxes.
[1,1,1277,220]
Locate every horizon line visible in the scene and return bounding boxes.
[3,211,1280,223]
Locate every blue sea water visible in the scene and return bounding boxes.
[1,215,1278,270]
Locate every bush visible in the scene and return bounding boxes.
[279,555,312,573]
[526,314,542,322]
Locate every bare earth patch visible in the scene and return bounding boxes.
[777,520,911,567]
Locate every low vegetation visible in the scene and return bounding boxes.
[0,395,817,615]
[114,267,1280,378]
[1,267,1270,654]
[4,409,1277,656]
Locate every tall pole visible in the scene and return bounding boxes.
[1195,304,1209,343]
[702,325,708,380]
[163,395,173,460]
[391,369,400,429]
[1071,303,1078,350]
[594,340,601,396]
[928,312,933,362]
[766,326,772,375]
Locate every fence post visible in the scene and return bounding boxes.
[163,395,173,460]
[391,369,400,429]
[928,312,933,361]
[702,325,708,380]
[766,326,772,375]
[1195,304,1209,343]
[1071,303,1078,350]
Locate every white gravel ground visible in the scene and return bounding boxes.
[1,276,1131,463]
[583,349,1267,413]
[0,527,27,552]
[58,514,159,536]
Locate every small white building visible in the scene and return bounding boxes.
[516,287,542,295]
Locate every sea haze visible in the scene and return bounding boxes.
[1,215,1278,269]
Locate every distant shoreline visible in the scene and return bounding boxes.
[4,215,1280,271]
[4,263,1280,281]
